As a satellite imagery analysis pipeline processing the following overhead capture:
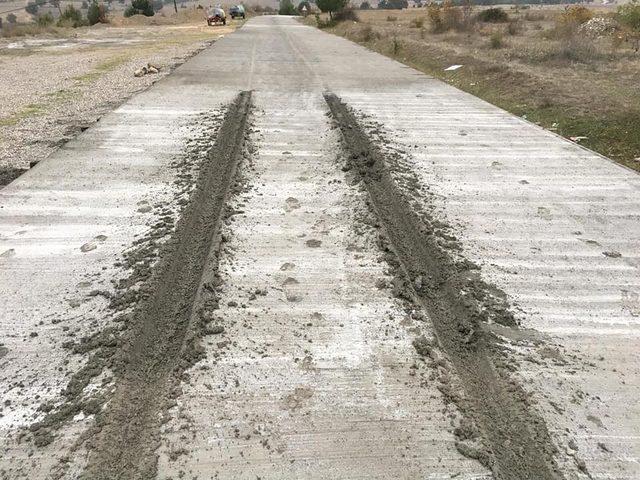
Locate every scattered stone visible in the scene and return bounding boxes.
[80,243,97,253]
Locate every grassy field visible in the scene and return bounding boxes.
[310,5,640,172]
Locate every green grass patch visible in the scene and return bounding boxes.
[74,54,132,84]
[0,103,47,127]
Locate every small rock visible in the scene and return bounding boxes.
[206,325,225,335]
[80,243,97,253]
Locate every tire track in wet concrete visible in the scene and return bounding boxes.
[324,92,564,480]
[156,92,490,480]
[80,91,252,480]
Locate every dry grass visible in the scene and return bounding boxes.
[0,23,62,38]
[311,6,640,171]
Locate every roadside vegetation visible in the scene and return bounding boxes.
[309,1,640,172]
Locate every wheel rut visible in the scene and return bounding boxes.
[81,91,252,480]
[324,92,564,480]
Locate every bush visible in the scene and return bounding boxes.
[489,30,503,48]
[25,2,39,14]
[152,0,163,11]
[361,24,378,41]
[441,0,463,31]
[124,0,154,16]
[386,15,397,22]
[315,13,334,28]
[360,1,370,9]
[410,16,424,28]
[427,3,443,32]
[333,7,358,22]
[558,5,593,27]
[524,10,544,22]
[392,35,401,55]
[279,0,297,14]
[506,19,521,35]
[617,0,640,32]
[553,5,593,39]
[37,12,54,25]
[7,13,17,23]
[57,5,86,26]
[477,7,508,23]
[87,1,107,24]
[81,0,88,8]
[536,36,601,63]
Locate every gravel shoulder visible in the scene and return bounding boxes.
[0,21,235,182]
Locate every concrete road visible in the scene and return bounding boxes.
[0,15,638,480]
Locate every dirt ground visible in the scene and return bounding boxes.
[315,6,640,171]
[0,12,237,184]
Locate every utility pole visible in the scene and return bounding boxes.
[173,0,177,12]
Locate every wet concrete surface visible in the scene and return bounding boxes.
[0,15,638,480]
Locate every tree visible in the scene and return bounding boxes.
[124,0,154,16]
[316,0,347,19]
[279,0,297,15]
[87,1,107,24]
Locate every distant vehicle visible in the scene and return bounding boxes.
[207,7,226,25]
[229,4,245,19]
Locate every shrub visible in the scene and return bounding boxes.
[87,1,107,24]
[7,13,17,23]
[334,7,358,22]
[360,1,370,9]
[524,10,544,22]
[279,0,297,15]
[124,0,154,16]
[315,13,335,28]
[552,5,593,39]
[152,0,163,11]
[386,15,397,22]
[477,7,508,23]
[540,36,601,63]
[57,5,86,26]
[617,0,640,32]
[25,2,39,14]
[558,5,593,27]
[506,19,521,35]
[441,0,463,31]
[489,30,503,48]
[427,3,443,32]
[361,24,378,41]
[392,35,401,55]
[37,12,54,25]
[81,0,88,8]
[410,16,424,28]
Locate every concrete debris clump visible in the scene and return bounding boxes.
[578,17,617,38]
[134,63,161,77]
